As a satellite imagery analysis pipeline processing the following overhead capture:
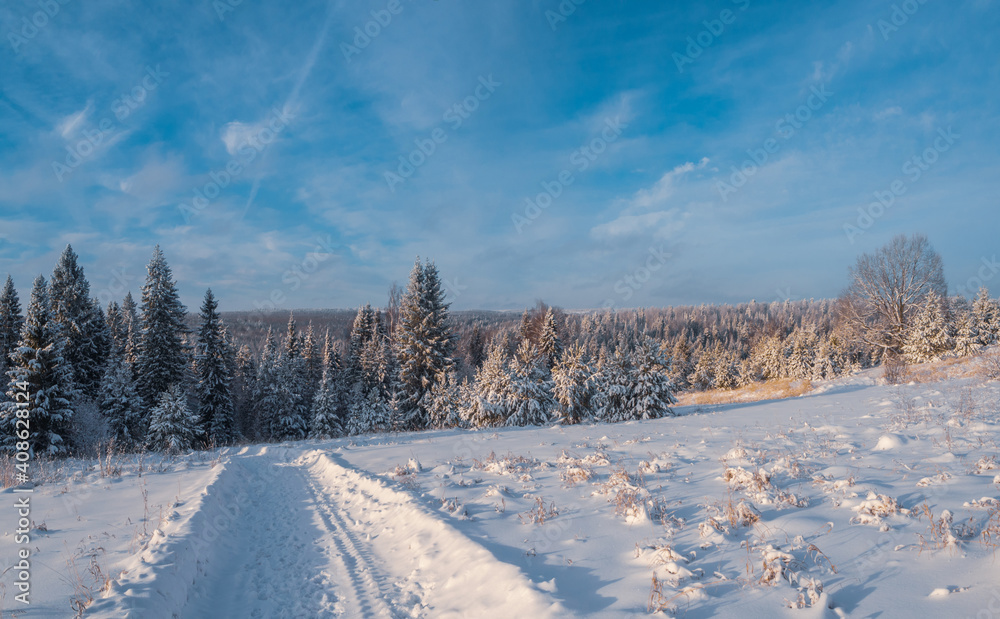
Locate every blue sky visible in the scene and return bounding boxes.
[1,0,997,312]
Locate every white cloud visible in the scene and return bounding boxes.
[56,103,92,139]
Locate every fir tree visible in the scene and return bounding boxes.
[972,287,999,346]
[2,276,76,454]
[309,367,345,439]
[105,301,127,358]
[464,340,512,428]
[195,289,234,444]
[98,362,144,449]
[590,345,634,423]
[301,323,322,408]
[396,259,455,430]
[953,313,982,357]
[538,308,563,370]
[427,371,464,429]
[0,275,22,373]
[630,338,676,420]
[551,342,593,425]
[121,292,140,367]
[506,341,554,426]
[467,324,487,370]
[903,291,954,363]
[49,245,106,398]
[136,247,188,406]
[146,384,199,454]
[232,344,257,439]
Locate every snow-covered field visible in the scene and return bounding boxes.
[5,362,1000,618]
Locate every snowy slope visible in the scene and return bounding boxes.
[3,362,1000,617]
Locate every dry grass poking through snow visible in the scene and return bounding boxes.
[677,378,814,407]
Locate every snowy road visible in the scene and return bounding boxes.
[89,446,565,618]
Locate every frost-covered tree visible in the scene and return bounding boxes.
[427,371,465,429]
[630,338,676,420]
[2,276,77,454]
[903,290,954,363]
[667,336,692,390]
[49,245,107,399]
[232,344,257,439]
[195,289,234,444]
[464,340,512,428]
[121,292,140,368]
[538,308,563,370]
[251,328,282,441]
[953,313,983,358]
[309,366,345,439]
[136,246,188,406]
[301,323,322,408]
[146,384,199,453]
[505,341,554,427]
[972,287,999,347]
[396,259,454,430]
[105,301,127,358]
[98,362,144,449]
[591,346,634,423]
[0,275,23,373]
[551,343,593,425]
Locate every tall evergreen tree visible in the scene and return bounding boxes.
[972,287,999,346]
[1,276,76,454]
[98,361,144,449]
[136,246,188,406]
[505,341,554,427]
[464,340,512,428]
[903,290,954,363]
[630,338,676,420]
[396,259,454,430]
[301,323,322,408]
[551,343,593,425]
[195,289,234,444]
[0,275,22,373]
[591,345,635,423]
[538,308,563,370]
[105,301,127,358]
[232,344,257,439]
[309,367,345,439]
[49,245,106,399]
[954,313,983,358]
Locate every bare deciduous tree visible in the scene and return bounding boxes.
[837,233,947,357]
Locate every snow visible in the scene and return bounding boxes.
[4,361,1000,617]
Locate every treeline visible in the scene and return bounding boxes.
[2,235,997,457]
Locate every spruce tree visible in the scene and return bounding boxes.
[903,291,954,363]
[954,313,982,357]
[232,344,257,438]
[505,341,554,427]
[146,384,199,454]
[195,289,234,444]
[396,259,454,430]
[630,338,676,419]
[464,340,512,428]
[538,308,563,370]
[2,276,76,454]
[310,367,345,439]
[105,301,127,358]
[427,371,464,429]
[49,245,106,398]
[136,246,188,406]
[551,342,593,425]
[301,323,322,408]
[250,329,281,441]
[0,275,22,373]
[99,362,144,449]
[591,346,634,423]
[972,287,999,346]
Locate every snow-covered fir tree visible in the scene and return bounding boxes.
[105,301,127,358]
[785,328,818,379]
[0,275,23,374]
[49,245,107,399]
[276,313,310,439]
[232,344,256,438]
[250,328,281,441]
[121,291,140,368]
[464,340,512,428]
[551,342,593,425]
[903,290,954,363]
[590,345,634,423]
[396,259,454,430]
[195,289,234,444]
[630,338,676,420]
[538,308,563,370]
[98,361,144,449]
[667,336,692,390]
[2,276,76,454]
[954,313,982,357]
[505,341,554,427]
[972,287,999,347]
[427,371,465,429]
[136,246,188,406]
[309,365,345,439]
[301,323,323,409]
[146,384,199,454]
